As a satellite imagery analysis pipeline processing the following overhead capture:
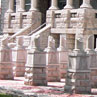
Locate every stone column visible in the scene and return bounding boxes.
[18,0,25,12]
[30,0,38,11]
[7,0,14,13]
[57,34,68,78]
[24,38,47,86]
[12,36,26,77]
[0,37,14,80]
[45,36,61,82]
[49,0,58,10]
[64,0,73,9]
[80,0,92,8]
[65,50,91,93]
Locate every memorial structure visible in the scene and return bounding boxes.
[0,0,97,94]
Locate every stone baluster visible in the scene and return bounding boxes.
[49,0,58,10]
[64,0,73,9]
[7,0,14,13]
[30,0,38,11]
[80,0,92,8]
[18,0,25,12]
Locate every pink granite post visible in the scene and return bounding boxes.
[0,37,14,80]
[12,36,26,77]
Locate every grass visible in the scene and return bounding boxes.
[0,93,12,97]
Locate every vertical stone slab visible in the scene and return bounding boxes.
[58,51,68,78]
[86,50,97,88]
[46,51,60,82]
[12,36,26,77]
[64,50,91,94]
[45,35,61,82]
[0,37,14,80]
[24,50,47,86]
[57,34,68,78]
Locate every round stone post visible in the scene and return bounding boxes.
[80,0,92,8]
[7,0,14,13]
[64,0,73,9]
[30,0,38,11]
[18,0,25,12]
[49,0,58,10]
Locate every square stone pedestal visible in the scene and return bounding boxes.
[24,50,47,86]
[59,51,68,78]
[64,50,91,94]
[0,47,13,80]
[46,51,61,82]
[12,47,26,77]
[86,50,97,88]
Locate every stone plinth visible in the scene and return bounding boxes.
[64,50,91,94]
[24,50,47,86]
[12,47,26,77]
[0,46,13,80]
[86,49,97,88]
[59,51,68,78]
[46,51,61,82]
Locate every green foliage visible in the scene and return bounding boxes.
[0,93,12,97]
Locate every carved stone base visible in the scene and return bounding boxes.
[65,71,91,94]
[0,63,14,80]
[13,62,25,77]
[64,50,91,94]
[47,64,61,82]
[24,50,47,86]
[91,69,97,88]
[24,67,47,86]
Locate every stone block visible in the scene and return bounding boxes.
[47,52,59,64]
[24,51,47,86]
[47,64,61,82]
[65,50,91,94]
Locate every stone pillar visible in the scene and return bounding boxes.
[18,0,25,12]
[65,36,91,93]
[12,36,26,77]
[24,38,47,86]
[57,34,68,78]
[64,0,73,9]
[7,0,14,13]
[65,50,91,93]
[30,0,38,11]
[49,0,58,10]
[0,37,14,80]
[80,0,92,8]
[45,36,61,82]
[85,36,97,88]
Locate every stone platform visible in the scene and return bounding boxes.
[0,77,96,97]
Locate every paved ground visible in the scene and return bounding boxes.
[0,77,97,97]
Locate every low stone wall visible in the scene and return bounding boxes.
[47,64,60,82]
[91,69,97,88]
[60,63,67,78]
